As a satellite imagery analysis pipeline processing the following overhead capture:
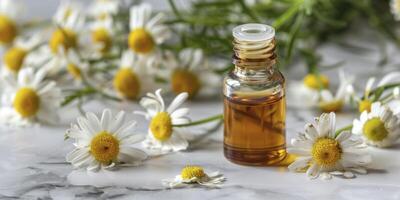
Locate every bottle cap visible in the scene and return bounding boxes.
[233,23,275,42]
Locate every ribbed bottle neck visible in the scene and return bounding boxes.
[232,23,277,70]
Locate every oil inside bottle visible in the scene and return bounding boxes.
[224,92,286,165]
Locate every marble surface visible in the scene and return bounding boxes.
[1,83,400,200]
[2,1,400,199]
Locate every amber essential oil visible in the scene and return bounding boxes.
[223,24,286,166]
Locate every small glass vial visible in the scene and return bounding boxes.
[223,23,286,166]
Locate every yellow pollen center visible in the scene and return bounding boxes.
[91,28,112,53]
[49,28,77,53]
[311,138,342,167]
[359,100,372,113]
[303,74,330,90]
[171,69,201,99]
[0,15,17,44]
[128,28,154,54]
[362,117,388,142]
[90,131,120,164]
[113,68,140,100]
[181,166,206,180]
[318,100,343,113]
[4,47,27,73]
[13,88,40,118]
[67,63,82,79]
[150,112,173,141]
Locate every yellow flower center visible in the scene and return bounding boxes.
[303,74,330,90]
[49,28,77,53]
[13,88,40,118]
[113,68,140,100]
[0,15,17,44]
[171,69,201,99]
[358,100,372,113]
[90,131,120,164]
[362,117,388,142]
[128,28,154,54]
[181,166,206,180]
[91,28,112,53]
[150,112,173,141]
[3,47,27,73]
[67,63,81,79]
[318,100,343,113]
[311,138,342,167]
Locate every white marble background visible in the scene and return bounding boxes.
[0,0,400,199]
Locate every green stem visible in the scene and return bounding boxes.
[173,114,223,127]
[363,82,400,100]
[168,0,183,20]
[237,0,260,22]
[335,124,353,137]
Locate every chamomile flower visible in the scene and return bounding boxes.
[318,70,354,112]
[66,109,148,171]
[0,0,23,44]
[287,73,330,108]
[288,112,371,180]
[89,0,119,20]
[135,89,190,153]
[35,11,85,76]
[50,10,85,55]
[162,166,226,188]
[160,49,220,99]
[53,0,82,24]
[2,34,42,75]
[352,102,400,147]
[391,0,400,21]
[128,3,170,69]
[89,17,115,55]
[0,67,62,126]
[112,51,146,100]
[355,72,400,113]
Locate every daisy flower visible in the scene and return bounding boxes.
[288,112,371,180]
[391,0,400,21]
[50,10,85,55]
[162,165,226,188]
[89,17,115,55]
[160,49,220,99]
[89,0,119,20]
[135,89,190,153]
[112,51,155,100]
[0,0,23,44]
[2,34,42,75]
[352,102,400,148]
[318,70,354,112]
[34,11,85,76]
[0,67,62,126]
[128,3,170,69]
[355,72,400,113]
[66,109,148,171]
[287,73,330,109]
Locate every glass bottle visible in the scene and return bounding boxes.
[223,23,286,166]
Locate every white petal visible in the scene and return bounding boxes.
[336,131,351,143]
[167,92,188,113]
[304,123,318,141]
[288,156,311,172]
[306,163,320,179]
[170,108,189,119]
[100,109,112,131]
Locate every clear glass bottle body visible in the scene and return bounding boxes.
[223,24,286,166]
